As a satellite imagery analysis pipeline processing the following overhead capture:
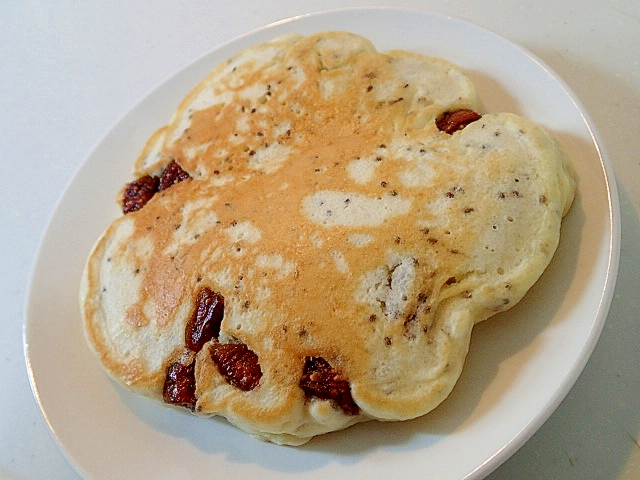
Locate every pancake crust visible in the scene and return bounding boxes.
[80,31,576,445]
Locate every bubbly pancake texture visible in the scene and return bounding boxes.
[80,31,576,445]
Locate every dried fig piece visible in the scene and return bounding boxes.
[436,109,482,134]
[121,160,190,213]
[122,175,159,213]
[210,342,262,391]
[185,288,224,352]
[158,159,191,191]
[163,360,196,410]
[300,356,359,415]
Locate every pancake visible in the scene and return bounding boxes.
[80,31,576,445]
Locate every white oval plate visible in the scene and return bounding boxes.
[24,7,619,480]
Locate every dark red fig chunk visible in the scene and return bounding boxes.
[185,287,224,352]
[159,159,191,191]
[163,361,196,410]
[299,356,360,415]
[121,159,190,213]
[122,175,159,213]
[210,342,262,391]
[436,109,482,134]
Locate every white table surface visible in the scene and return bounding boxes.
[2,1,639,479]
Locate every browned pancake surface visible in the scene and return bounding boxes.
[80,32,576,445]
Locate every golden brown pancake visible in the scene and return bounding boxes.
[80,31,576,445]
